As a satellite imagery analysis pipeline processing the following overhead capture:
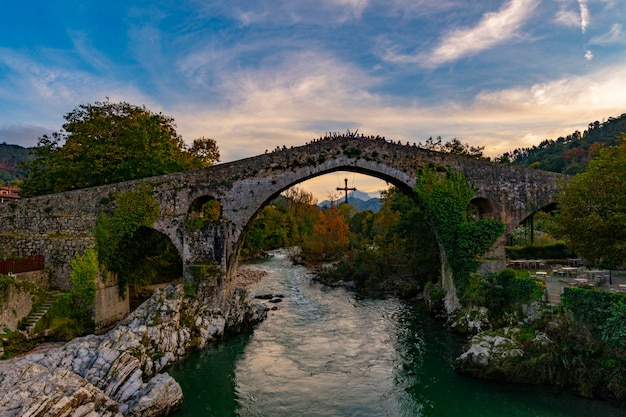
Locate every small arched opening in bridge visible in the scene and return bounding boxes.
[468,197,495,221]
[237,170,441,295]
[125,226,183,309]
[507,203,560,247]
[188,195,222,224]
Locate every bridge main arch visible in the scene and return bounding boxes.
[183,151,420,282]
[177,137,562,311]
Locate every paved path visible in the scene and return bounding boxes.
[539,271,626,305]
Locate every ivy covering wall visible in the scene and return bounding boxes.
[414,165,504,297]
[94,185,160,296]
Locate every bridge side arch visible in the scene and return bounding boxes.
[506,199,561,234]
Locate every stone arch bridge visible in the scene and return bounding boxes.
[0,137,563,303]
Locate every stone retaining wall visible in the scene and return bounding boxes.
[0,284,34,331]
[95,272,129,333]
[15,270,49,289]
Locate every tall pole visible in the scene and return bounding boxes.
[336,178,356,204]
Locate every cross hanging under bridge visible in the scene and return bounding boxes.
[336,178,356,204]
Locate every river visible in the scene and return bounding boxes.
[169,249,623,416]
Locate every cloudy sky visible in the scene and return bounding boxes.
[1,1,625,199]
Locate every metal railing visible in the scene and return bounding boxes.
[0,254,45,275]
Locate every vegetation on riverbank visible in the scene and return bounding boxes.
[455,288,626,402]
[454,137,626,404]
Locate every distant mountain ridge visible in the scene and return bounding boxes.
[318,190,381,213]
[0,143,31,182]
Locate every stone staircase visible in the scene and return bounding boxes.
[24,290,64,335]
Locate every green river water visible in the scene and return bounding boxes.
[169,250,624,417]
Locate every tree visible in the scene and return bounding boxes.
[240,202,302,259]
[552,137,626,269]
[301,206,350,262]
[21,100,218,196]
[188,137,220,165]
[282,187,319,239]
[419,137,485,159]
[67,246,98,323]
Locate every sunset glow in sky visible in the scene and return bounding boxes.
[1,1,625,198]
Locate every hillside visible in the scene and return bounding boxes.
[502,113,626,174]
[0,143,31,183]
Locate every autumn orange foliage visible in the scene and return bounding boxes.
[301,206,350,262]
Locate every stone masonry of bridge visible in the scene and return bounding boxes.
[0,137,564,309]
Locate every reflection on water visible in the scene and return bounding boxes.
[170,250,624,417]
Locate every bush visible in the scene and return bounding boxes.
[68,247,98,323]
[424,281,445,311]
[602,303,626,348]
[468,268,543,319]
[0,274,17,305]
[506,242,570,259]
[561,287,626,348]
[41,247,98,338]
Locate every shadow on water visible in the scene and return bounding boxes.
[170,332,251,417]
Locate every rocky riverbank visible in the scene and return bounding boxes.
[0,273,267,417]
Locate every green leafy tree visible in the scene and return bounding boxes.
[383,188,441,279]
[68,246,98,323]
[282,187,319,239]
[241,203,301,259]
[552,138,626,269]
[188,137,221,165]
[21,100,219,196]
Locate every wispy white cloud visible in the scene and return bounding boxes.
[68,31,115,73]
[215,0,370,26]
[578,0,590,34]
[555,7,580,28]
[578,0,590,33]
[0,48,151,145]
[325,0,370,20]
[384,0,459,17]
[381,0,539,66]
[589,23,624,44]
[170,42,626,166]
